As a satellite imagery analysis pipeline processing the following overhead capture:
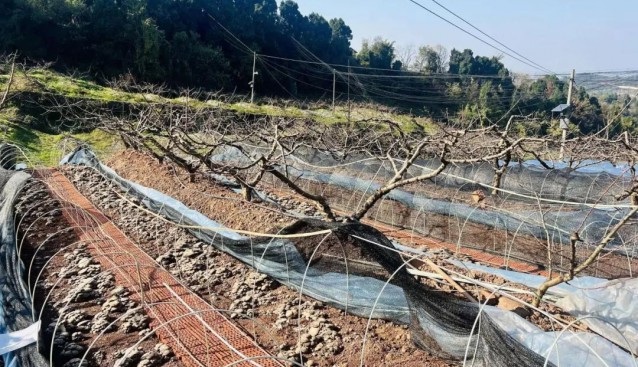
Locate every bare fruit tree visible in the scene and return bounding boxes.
[42,74,638,307]
[0,53,17,111]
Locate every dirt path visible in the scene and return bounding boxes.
[42,169,281,367]
[17,177,184,367]
[74,157,452,366]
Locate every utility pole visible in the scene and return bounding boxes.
[347,60,351,123]
[332,69,337,113]
[567,69,575,106]
[559,69,575,160]
[250,52,258,104]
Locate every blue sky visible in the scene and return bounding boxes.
[293,0,636,75]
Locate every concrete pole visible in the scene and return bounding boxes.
[347,60,351,123]
[567,69,575,106]
[560,69,575,160]
[250,52,256,104]
[332,69,337,113]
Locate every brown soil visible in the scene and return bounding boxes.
[106,151,293,234]
[258,171,638,279]
[100,150,595,358]
[66,162,452,366]
[16,177,184,367]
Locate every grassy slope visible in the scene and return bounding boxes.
[0,67,437,166]
[0,109,118,166]
[25,68,437,127]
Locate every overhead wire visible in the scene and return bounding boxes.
[406,0,555,74]
[427,0,555,74]
[204,6,638,85]
[258,48,524,105]
[261,57,564,107]
[204,6,637,123]
[264,54,550,108]
[258,53,550,79]
[204,11,255,56]
[256,58,298,98]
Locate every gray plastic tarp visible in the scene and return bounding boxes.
[0,168,46,366]
[62,147,638,367]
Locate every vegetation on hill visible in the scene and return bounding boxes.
[1,0,637,140]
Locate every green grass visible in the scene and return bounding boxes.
[228,101,438,132]
[1,122,120,167]
[1,65,441,166]
[2,67,438,128]
[26,69,149,103]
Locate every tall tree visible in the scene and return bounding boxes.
[357,37,395,69]
[448,48,475,74]
[328,18,353,64]
[301,13,332,60]
[279,0,304,36]
[414,45,448,73]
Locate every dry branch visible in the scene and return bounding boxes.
[532,205,638,307]
[38,74,638,307]
[0,53,17,110]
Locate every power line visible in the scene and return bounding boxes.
[248,37,562,106]
[258,54,408,73]
[205,7,637,80]
[257,59,298,98]
[204,11,255,55]
[428,0,555,74]
[260,54,546,81]
[261,56,554,106]
[204,7,615,81]
[203,7,634,110]
[406,0,554,74]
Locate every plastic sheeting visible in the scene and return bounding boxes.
[61,148,412,322]
[557,278,638,355]
[448,259,608,297]
[281,146,636,204]
[211,145,636,248]
[0,168,47,366]
[425,160,634,205]
[523,160,638,177]
[287,165,629,246]
[0,322,41,355]
[62,147,638,367]
[488,308,637,367]
[452,259,638,357]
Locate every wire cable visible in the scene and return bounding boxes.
[406,0,554,74]
[428,0,555,74]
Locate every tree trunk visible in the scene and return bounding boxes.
[240,182,253,202]
[532,206,638,306]
[269,169,336,221]
[491,168,504,196]
[351,163,447,221]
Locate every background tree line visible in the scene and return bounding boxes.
[1,0,635,135]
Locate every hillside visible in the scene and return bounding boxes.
[1,63,444,166]
[4,0,633,131]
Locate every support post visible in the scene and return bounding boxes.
[250,52,257,104]
[347,60,351,123]
[559,128,568,160]
[332,69,337,113]
[560,69,575,160]
[567,69,575,107]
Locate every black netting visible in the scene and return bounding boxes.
[210,145,638,278]
[61,147,638,366]
[0,166,47,366]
